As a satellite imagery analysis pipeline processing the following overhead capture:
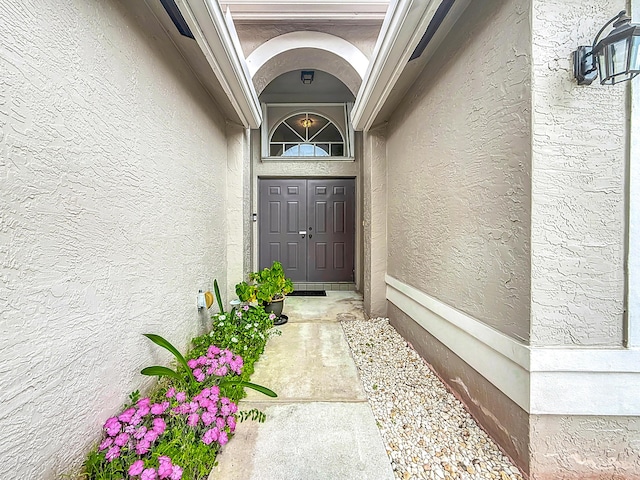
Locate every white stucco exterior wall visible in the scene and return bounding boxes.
[528,1,640,478]
[226,123,250,302]
[382,0,639,475]
[0,1,229,477]
[530,0,627,347]
[385,0,532,342]
[363,128,387,318]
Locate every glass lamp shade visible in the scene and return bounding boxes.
[594,18,640,85]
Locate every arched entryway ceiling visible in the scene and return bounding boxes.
[247,31,369,79]
[252,48,362,97]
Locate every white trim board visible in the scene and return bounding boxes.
[351,0,471,131]
[386,275,640,416]
[180,0,261,129]
[220,0,389,22]
[628,0,640,347]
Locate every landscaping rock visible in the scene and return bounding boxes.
[341,317,524,480]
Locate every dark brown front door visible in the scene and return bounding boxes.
[258,178,355,283]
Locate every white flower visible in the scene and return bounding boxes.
[231,337,238,343]
[218,322,225,327]
[219,315,226,321]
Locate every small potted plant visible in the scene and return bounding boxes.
[235,261,294,325]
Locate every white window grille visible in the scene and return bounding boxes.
[262,104,354,160]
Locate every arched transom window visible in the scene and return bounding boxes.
[269,112,345,157]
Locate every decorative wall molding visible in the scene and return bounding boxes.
[386,275,640,416]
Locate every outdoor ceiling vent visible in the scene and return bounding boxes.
[409,0,455,61]
[159,0,195,39]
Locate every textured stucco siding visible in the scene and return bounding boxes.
[530,0,627,346]
[363,128,388,317]
[0,1,228,477]
[386,0,532,342]
[530,415,640,480]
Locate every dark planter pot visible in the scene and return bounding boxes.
[262,297,287,325]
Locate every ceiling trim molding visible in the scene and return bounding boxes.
[220,0,389,21]
[246,32,369,80]
[179,0,261,128]
[351,0,470,131]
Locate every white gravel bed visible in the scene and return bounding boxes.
[341,317,524,480]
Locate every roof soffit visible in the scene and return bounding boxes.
[177,0,262,128]
[351,0,472,131]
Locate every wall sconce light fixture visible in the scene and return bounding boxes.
[301,70,314,84]
[574,10,640,85]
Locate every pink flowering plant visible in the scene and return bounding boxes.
[84,392,184,480]
[191,304,280,394]
[82,278,279,480]
[83,321,277,479]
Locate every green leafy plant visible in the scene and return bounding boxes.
[79,289,283,480]
[235,261,293,304]
[141,333,196,384]
[81,322,278,480]
[141,334,275,398]
[213,279,225,314]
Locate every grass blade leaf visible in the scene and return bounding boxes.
[142,333,195,382]
[221,379,277,398]
[141,366,183,381]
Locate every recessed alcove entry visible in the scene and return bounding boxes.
[258,178,355,283]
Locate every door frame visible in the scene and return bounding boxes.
[252,174,361,289]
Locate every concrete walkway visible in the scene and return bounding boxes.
[210,292,395,480]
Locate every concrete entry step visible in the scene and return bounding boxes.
[282,291,365,324]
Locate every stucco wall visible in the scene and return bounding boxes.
[530,415,640,480]
[0,0,228,477]
[386,0,532,342]
[530,0,627,347]
[363,128,387,317]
